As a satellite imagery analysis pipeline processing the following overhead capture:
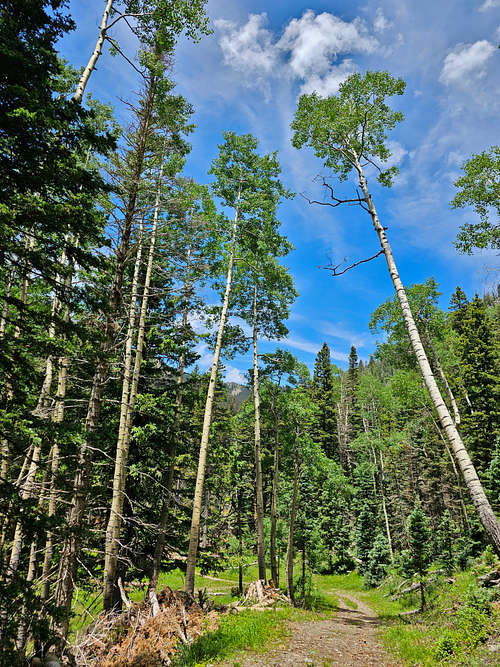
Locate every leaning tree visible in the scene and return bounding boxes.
[291,70,500,554]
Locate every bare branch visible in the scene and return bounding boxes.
[104,36,146,78]
[104,12,153,33]
[320,249,384,276]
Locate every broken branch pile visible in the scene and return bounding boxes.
[73,586,219,666]
[233,580,290,610]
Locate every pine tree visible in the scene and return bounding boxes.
[355,501,377,574]
[407,501,431,609]
[311,343,338,459]
[364,532,391,587]
[457,295,499,474]
[436,510,456,574]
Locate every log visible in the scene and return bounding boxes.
[391,582,420,600]
[478,570,500,587]
[118,577,132,611]
[149,590,160,617]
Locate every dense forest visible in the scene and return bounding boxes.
[0,1,499,665]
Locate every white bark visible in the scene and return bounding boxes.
[252,284,267,583]
[74,0,114,103]
[103,172,160,609]
[185,182,242,596]
[355,159,500,555]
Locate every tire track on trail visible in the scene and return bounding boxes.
[222,591,399,666]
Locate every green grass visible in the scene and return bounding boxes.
[70,560,500,667]
[172,608,292,666]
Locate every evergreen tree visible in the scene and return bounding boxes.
[407,502,431,609]
[311,342,338,459]
[364,532,391,588]
[436,510,456,574]
[456,295,499,474]
[355,500,377,574]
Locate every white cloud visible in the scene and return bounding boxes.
[440,40,495,86]
[480,0,500,11]
[277,11,377,79]
[216,10,378,98]
[299,60,358,97]
[318,321,369,348]
[386,140,408,166]
[374,7,393,33]
[225,365,246,383]
[283,336,348,362]
[215,14,276,73]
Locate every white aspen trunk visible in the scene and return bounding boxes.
[424,329,461,426]
[379,451,394,561]
[103,173,160,610]
[1,232,35,482]
[16,461,50,653]
[356,160,500,555]
[34,236,74,418]
[429,413,470,532]
[286,448,300,606]
[270,401,279,585]
[185,183,242,596]
[54,79,155,638]
[149,234,194,593]
[252,284,267,583]
[74,0,114,103]
[2,442,42,588]
[41,296,71,602]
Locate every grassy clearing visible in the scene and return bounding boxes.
[172,606,337,666]
[340,566,500,666]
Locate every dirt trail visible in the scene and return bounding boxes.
[224,591,398,666]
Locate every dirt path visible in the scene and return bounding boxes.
[223,591,398,666]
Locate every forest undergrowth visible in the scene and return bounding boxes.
[71,555,500,667]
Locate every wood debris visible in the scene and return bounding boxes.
[233,579,290,610]
[73,585,219,666]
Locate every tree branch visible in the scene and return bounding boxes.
[104,36,146,77]
[104,12,153,33]
[320,249,384,276]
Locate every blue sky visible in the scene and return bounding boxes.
[59,0,499,381]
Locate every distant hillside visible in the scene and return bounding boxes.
[225,382,251,413]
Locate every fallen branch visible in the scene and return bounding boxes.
[118,577,132,611]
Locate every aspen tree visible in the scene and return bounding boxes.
[185,132,280,595]
[292,70,500,556]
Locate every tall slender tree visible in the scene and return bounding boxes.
[291,70,500,554]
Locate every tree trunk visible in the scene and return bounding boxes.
[1,231,35,483]
[237,489,243,595]
[54,78,156,638]
[148,232,194,592]
[286,449,300,606]
[424,328,461,426]
[356,161,500,555]
[74,0,114,103]
[252,285,266,583]
[270,402,279,585]
[185,182,242,596]
[103,162,162,610]
[379,451,394,561]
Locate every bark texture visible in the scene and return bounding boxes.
[356,160,500,556]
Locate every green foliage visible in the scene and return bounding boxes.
[454,294,499,474]
[355,501,378,574]
[407,502,431,578]
[291,70,405,186]
[173,609,291,666]
[436,510,457,574]
[364,533,391,587]
[451,145,500,253]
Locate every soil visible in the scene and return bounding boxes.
[222,591,399,666]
